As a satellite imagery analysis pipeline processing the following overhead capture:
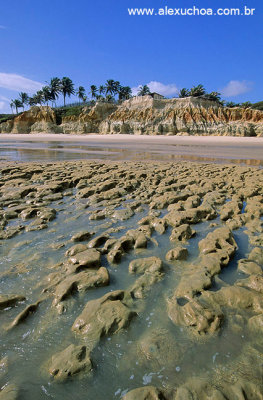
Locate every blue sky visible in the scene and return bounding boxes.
[0,0,262,112]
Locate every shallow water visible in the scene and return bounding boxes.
[0,139,263,166]
[0,195,260,399]
[0,160,262,399]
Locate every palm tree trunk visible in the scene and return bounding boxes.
[63,94,66,106]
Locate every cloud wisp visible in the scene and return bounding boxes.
[0,94,10,102]
[221,80,253,97]
[0,73,43,92]
[132,81,179,97]
[0,25,6,29]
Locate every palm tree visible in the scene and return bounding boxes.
[29,96,37,107]
[189,84,206,97]
[204,91,221,102]
[99,85,105,95]
[240,101,252,109]
[114,81,121,96]
[48,77,61,107]
[10,100,15,114]
[118,86,132,101]
[178,88,190,98]
[105,79,116,96]
[225,101,237,108]
[13,99,23,114]
[34,90,45,105]
[61,77,75,106]
[76,86,86,103]
[90,85,98,99]
[42,86,53,105]
[18,92,29,111]
[137,85,150,96]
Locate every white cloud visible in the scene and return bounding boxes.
[221,80,252,97]
[0,73,43,92]
[0,101,6,110]
[0,94,10,102]
[132,81,179,97]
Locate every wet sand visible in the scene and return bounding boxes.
[0,134,263,164]
[0,158,262,399]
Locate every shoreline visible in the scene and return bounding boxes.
[0,134,263,164]
[0,132,263,144]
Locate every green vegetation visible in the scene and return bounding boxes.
[137,85,151,96]
[53,105,87,125]
[19,92,29,111]
[4,74,263,122]
[76,86,86,103]
[179,84,222,104]
[224,100,262,109]
[251,101,263,111]
[13,99,23,113]
[61,77,75,106]
[9,77,133,115]
[0,114,17,123]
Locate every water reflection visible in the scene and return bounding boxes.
[0,140,262,167]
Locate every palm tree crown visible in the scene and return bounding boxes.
[76,86,86,103]
[99,85,105,95]
[48,77,61,105]
[90,85,98,99]
[19,92,29,111]
[189,84,206,97]
[178,88,190,98]
[118,86,132,101]
[137,85,150,96]
[42,86,53,105]
[13,99,23,114]
[105,80,116,95]
[61,77,75,106]
[10,100,15,114]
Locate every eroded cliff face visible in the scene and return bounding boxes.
[1,97,263,136]
[100,96,263,136]
[0,106,60,134]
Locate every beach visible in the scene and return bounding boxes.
[0,134,263,165]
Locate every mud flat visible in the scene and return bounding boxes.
[0,159,262,399]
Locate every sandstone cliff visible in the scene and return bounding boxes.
[1,97,263,136]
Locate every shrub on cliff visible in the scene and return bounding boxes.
[251,101,263,111]
[53,106,85,125]
[0,114,18,123]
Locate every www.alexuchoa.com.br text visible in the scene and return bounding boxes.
[128,6,255,16]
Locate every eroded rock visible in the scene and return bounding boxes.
[122,386,166,400]
[165,246,188,261]
[167,297,223,337]
[170,224,195,242]
[48,344,92,381]
[72,290,136,344]
[129,257,163,275]
[69,248,101,268]
[0,294,25,310]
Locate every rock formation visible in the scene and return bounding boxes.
[1,96,263,136]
